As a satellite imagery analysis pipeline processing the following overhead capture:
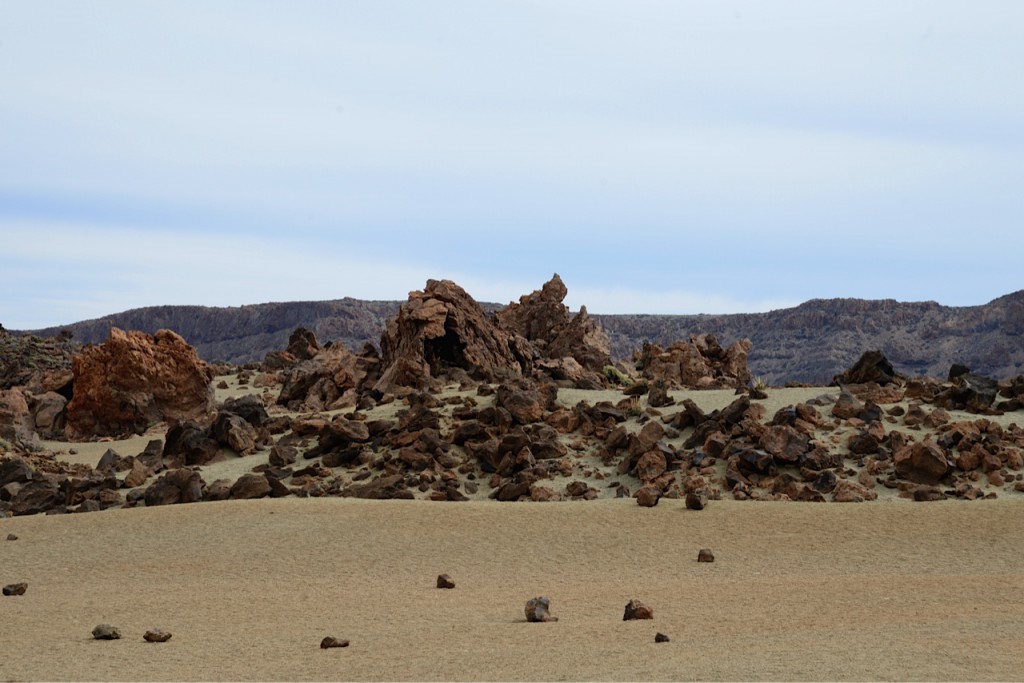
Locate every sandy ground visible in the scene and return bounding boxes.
[2,497,1023,681]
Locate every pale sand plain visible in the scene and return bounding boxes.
[2,496,1024,681]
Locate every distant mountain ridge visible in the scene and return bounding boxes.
[18,291,1024,385]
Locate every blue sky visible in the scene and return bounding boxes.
[3,1,1023,329]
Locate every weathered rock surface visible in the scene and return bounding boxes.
[635,335,752,390]
[376,279,532,393]
[3,582,27,596]
[894,441,951,485]
[0,388,40,451]
[525,596,558,622]
[143,629,172,643]
[623,599,654,620]
[833,350,900,386]
[92,624,121,640]
[495,274,611,374]
[66,328,214,438]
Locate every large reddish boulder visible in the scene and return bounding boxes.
[894,441,952,485]
[375,280,532,393]
[66,328,214,438]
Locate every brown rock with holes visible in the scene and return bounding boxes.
[376,279,533,393]
[66,328,214,438]
[525,596,558,622]
[437,573,456,589]
[320,637,350,649]
[623,599,654,620]
[143,629,172,643]
[495,274,612,373]
[698,548,715,562]
[3,582,27,596]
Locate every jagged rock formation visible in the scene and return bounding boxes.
[635,334,752,390]
[495,274,611,372]
[66,328,215,438]
[375,279,532,393]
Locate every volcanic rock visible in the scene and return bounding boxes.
[524,596,558,622]
[10,478,61,516]
[495,274,611,373]
[655,632,671,643]
[277,342,369,412]
[143,629,173,643]
[0,388,40,452]
[162,420,220,467]
[376,279,532,393]
[635,335,752,390]
[3,582,27,596]
[436,573,456,589]
[833,350,899,386]
[831,480,878,503]
[635,485,660,507]
[212,413,258,455]
[685,489,708,510]
[320,636,350,649]
[29,391,67,438]
[143,468,205,506]
[92,624,122,640]
[697,548,715,562]
[623,599,654,620]
[229,473,271,500]
[894,441,951,485]
[66,329,214,438]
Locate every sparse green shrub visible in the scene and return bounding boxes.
[603,365,629,386]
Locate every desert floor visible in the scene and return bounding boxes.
[3,496,1023,681]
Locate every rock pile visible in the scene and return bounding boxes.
[634,335,752,390]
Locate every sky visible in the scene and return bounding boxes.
[2,1,1023,329]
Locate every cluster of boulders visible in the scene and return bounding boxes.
[275,275,615,412]
[5,288,1024,518]
[634,334,752,390]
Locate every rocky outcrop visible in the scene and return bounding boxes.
[0,388,40,452]
[635,335,752,390]
[66,328,214,438]
[495,274,611,373]
[276,342,377,412]
[0,327,76,391]
[375,280,532,393]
